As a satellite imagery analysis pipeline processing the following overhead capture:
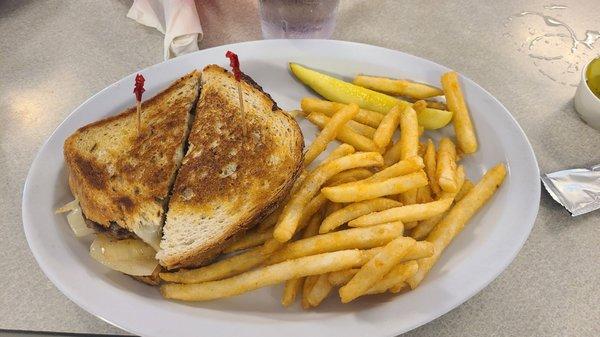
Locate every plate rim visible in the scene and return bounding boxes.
[22,39,540,337]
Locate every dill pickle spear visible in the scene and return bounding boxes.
[289,63,453,130]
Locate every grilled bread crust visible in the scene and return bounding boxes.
[64,71,201,247]
[157,65,304,269]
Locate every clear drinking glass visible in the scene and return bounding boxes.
[258,0,340,39]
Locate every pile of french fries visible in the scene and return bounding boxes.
[160,70,507,308]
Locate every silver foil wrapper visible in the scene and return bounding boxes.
[541,164,600,216]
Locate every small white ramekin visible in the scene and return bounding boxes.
[574,59,600,130]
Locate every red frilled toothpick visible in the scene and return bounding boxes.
[225,51,247,137]
[133,74,145,135]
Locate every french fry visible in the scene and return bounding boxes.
[323,143,356,164]
[306,274,333,307]
[305,112,379,152]
[328,262,417,296]
[304,104,359,166]
[389,283,408,294]
[274,152,384,242]
[413,100,427,112]
[328,269,359,286]
[301,97,384,128]
[320,198,401,233]
[383,140,402,167]
[347,120,377,138]
[326,168,373,186]
[302,275,319,309]
[407,163,507,289]
[339,237,416,303]
[366,156,424,182]
[399,105,420,160]
[410,166,466,240]
[353,75,443,99]
[455,179,474,201]
[161,249,375,302]
[436,137,458,193]
[324,202,344,217]
[321,171,428,203]
[290,212,324,308]
[348,198,453,227]
[281,278,303,307]
[279,141,354,203]
[373,105,402,148]
[223,229,273,253]
[416,185,433,203]
[160,239,282,284]
[424,139,441,196]
[399,188,419,229]
[363,261,418,296]
[441,71,478,154]
[267,222,404,265]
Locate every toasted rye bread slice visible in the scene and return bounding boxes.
[64,71,201,249]
[157,65,304,269]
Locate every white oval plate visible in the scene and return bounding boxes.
[23,40,539,337]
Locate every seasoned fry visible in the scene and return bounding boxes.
[306,274,333,307]
[160,239,282,284]
[320,198,401,233]
[347,120,377,138]
[302,275,319,309]
[267,222,404,265]
[416,185,433,203]
[364,261,418,295]
[304,103,359,166]
[223,229,273,253]
[455,179,474,201]
[373,105,402,149]
[383,140,402,167]
[328,269,359,286]
[321,171,428,203]
[407,163,507,289]
[305,112,379,152]
[330,242,433,287]
[441,71,478,154]
[324,202,343,217]
[328,261,417,296]
[161,249,374,301]
[348,198,453,227]
[301,97,384,128]
[424,139,441,196]
[281,278,303,307]
[366,156,424,182]
[289,212,324,307]
[326,168,373,186]
[353,75,443,99]
[274,152,384,242]
[323,143,356,164]
[410,166,466,240]
[399,105,420,160]
[436,137,458,193]
[389,283,409,294]
[339,237,416,302]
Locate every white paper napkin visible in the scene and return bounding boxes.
[127,0,203,60]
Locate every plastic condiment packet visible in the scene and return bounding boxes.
[541,164,600,216]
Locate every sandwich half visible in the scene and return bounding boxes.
[64,71,201,249]
[156,65,304,269]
